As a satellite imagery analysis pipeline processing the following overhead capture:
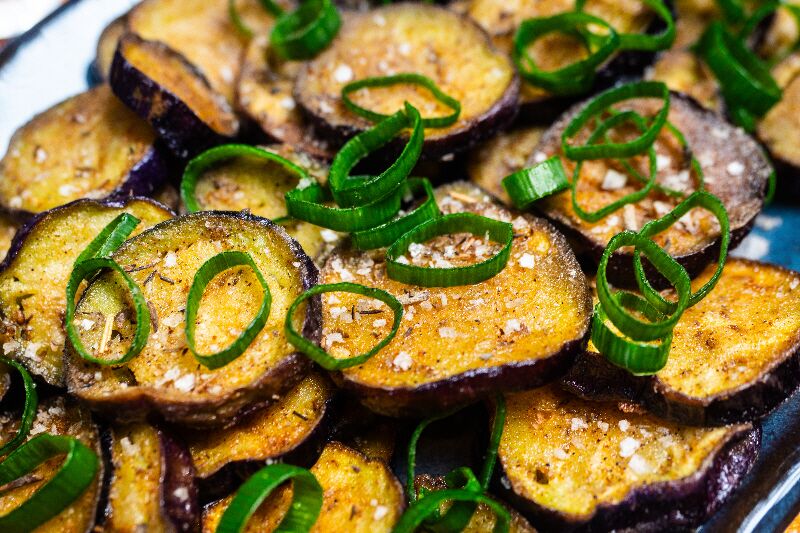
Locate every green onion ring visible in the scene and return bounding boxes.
[716,0,747,24]
[406,407,464,503]
[615,0,676,51]
[561,81,670,161]
[185,251,271,370]
[285,282,403,370]
[765,169,777,205]
[75,213,140,264]
[592,293,672,375]
[386,213,513,288]
[0,434,99,533]
[285,182,403,232]
[181,144,310,214]
[480,395,506,490]
[417,467,481,533]
[259,0,284,17]
[341,73,461,128]
[0,359,37,457]
[65,258,151,365]
[394,489,511,533]
[502,156,570,210]
[270,0,341,61]
[513,12,620,95]
[633,190,730,313]
[328,103,423,208]
[215,464,323,533]
[351,178,440,250]
[597,231,691,341]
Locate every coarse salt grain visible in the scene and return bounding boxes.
[656,154,671,171]
[438,327,457,338]
[619,419,630,431]
[619,437,640,457]
[726,161,745,176]
[504,319,522,333]
[519,253,535,269]
[164,251,177,268]
[373,318,387,328]
[174,487,189,501]
[601,169,627,190]
[174,374,195,392]
[554,448,569,460]
[571,417,588,431]
[393,351,412,371]
[628,453,652,475]
[334,64,354,83]
[374,506,389,520]
[280,97,296,110]
[598,421,610,432]
[321,229,339,243]
[80,319,95,330]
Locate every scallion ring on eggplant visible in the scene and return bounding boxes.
[285,282,403,370]
[0,358,38,457]
[270,0,341,61]
[184,251,272,370]
[502,156,570,210]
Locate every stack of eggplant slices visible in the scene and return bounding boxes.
[2,0,800,531]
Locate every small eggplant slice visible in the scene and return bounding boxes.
[468,126,546,205]
[0,198,172,386]
[294,4,519,159]
[320,182,592,417]
[92,14,128,83]
[564,258,800,426]
[189,143,341,259]
[127,0,274,104]
[202,442,405,532]
[237,37,335,159]
[0,397,103,533]
[64,211,318,427]
[414,475,537,533]
[110,34,240,159]
[184,372,334,480]
[0,85,169,218]
[533,92,772,287]
[0,213,18,263]
[497,385,759,531]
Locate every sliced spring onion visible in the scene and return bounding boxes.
[285,181,403,232]
[341,73,461,128]
[351,178,440,250]
[386,213,513,288]
[0,359,37,457]
[406,407,465,503]
[480,395,506,490]
[285,282,403,370]
[561,81,670,161]
[501,156,570,210]
[328,103,423,208]
[270,0,341,60]
[182,144,309,214]
[215,464,323,533]
[615,0,676,51]
[0,434,98,533]
[596,231,691,342]
[633,190,730,313]
[75,213,140,264]
[394,490,510,533]
[259,0,284,17]
[592,292,672,375]
[185,251,271,370]
[765,169,777,205]
[513,12,620,95]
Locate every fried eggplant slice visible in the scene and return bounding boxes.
[646,49,723,112]
[202,442,405,532]
[237,37,335,159]
[414,475,537,533]
[104,423,199,532]
[468,127,546,205]
[294,4,519,159]
[110,34,240,159]
[92,14,128,83]
[0,214,18,263]
[497,385,759,531]
[320,182,591,417]
[184,372,334,480]
[65,211,318,427]
[189,143,341,259]
[533,92,771,287]
[0,198,172,386]
[758,53,800,193]
[0,85,169,218]
[0,397,103,533]
[460,0,656,120]
[563,258,800,426]
[128,0,275,104]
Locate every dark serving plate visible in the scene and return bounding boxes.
[1,1,799,531]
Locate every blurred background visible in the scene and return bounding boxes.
[0,0,65,48]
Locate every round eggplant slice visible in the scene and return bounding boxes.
[468,126,546,205]
[201,442,405,532]
[497,385,759,531]
[237,37,335,160]
[294,3,520,159]
[414,475,537,533]
[320,182,591,417]
[110,34,240,160]
[0,85,169,218]
[0,397,104,533]
[460,0,656,121]
[532,92,771,288]
[563,258,800,426]
[758,54,800,194]
[104,422,199,533]
[92,14,128,83]
[0,214,18,263]
[183,372,334,480]
[0,198,172,386]
[64,211,318,427]
[189,143,342,260]
[127,0,275,104]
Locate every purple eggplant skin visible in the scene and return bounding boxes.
[496,425,760,532]
[562,345,800,427]
[160,428,201,532]
[332,333,588,419]
[109,34,239,160]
